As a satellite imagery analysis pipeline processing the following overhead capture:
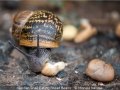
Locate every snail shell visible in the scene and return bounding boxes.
[12,10,63,48]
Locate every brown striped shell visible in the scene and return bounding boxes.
[12,10,63,48]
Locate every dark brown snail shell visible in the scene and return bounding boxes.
[12,10,63,48]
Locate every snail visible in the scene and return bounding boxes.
[9,10,66,76]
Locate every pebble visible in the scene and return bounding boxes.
[0,66,10,71]
[74,65,86,72]
[57,70,67,78]
[75,71,78,74]
[98,82,104,86]
[56,78,62,81]
[62,25,78,41]
[86,59,114,82]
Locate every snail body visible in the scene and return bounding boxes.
[9,10,64,74]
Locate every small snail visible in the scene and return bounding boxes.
[9,10,65,75]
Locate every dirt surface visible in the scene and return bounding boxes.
[0,1,120,90]
[1,34,120,90]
